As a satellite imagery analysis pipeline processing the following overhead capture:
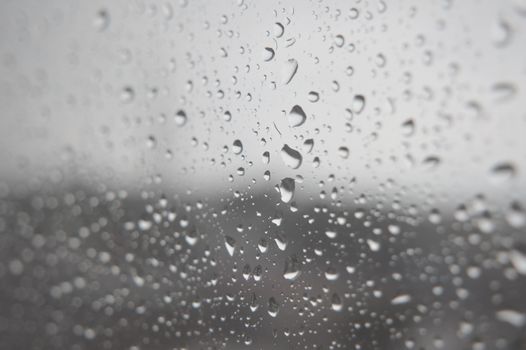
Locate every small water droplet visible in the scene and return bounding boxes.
[391,294,411,305]
[308,91,320,102]
[401,119,415,136]
[268,297,280,317]
[263,47,275,62]
[331,293,343,311]
[120,86,135,103]
[288,105,307,127]
[174,110,187,126]
[334,34,345,48]
[224,236,236,256]
[351,95,366,114]
[338,146,349,159]
[490,162,517,184]
[274,22,285,38]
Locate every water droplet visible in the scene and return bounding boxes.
[496,309,526,327]
[268,297,280,317]
[367,239,380,252]
[279,177,295,203]
[274,233,287,251]
[288,105,307,127]
[351,95,366,114]
[263,47,275,62]
[338,146,349,159]
[185,230,198,246]
[120,86,135,103]
[391,294,411,305]
[325,267,339,281]
[283,255,301,281]
[509,247,526,275]
[491,19,513,47]
[93,9,110,31]
[401,119,415,136]
[174,110,187,126]
[334,35,345,48]
[232,140,243,154]
[274,22,284,38]
[308,91,320,102]
[258,238,268,253]
[303,139,314,153]
[224,236,236,256]
[490,162,517,184]
[281,59,299,84]
[325,230,337,239]
[280,144,303,169]
[423,155,441,170]
[349,8,360,19]
[491,82,517,102]
[250,292,259,312]
[506,202,526,228]
[331,293,343,311]
[262,151,270,164]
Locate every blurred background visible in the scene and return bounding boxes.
[0,0,525,349]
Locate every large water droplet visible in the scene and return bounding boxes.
[331,293,343,311]
[280,145,302,169]
[279,177,295,203]
[283,255,301,281]
[232,140,243,154]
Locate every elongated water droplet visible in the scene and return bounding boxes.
[224,236,236,256]
[391,294,412,305]
[274,233,287,251]
[232,140,243,154]
[279,177,295,203]
[268,297,280,317]
[280,144,302,169]
[283,255,301,281]
[490,162,517,184]
[303,139,314,153]
[281,58,298,84]
[288,105,307,127]
[497,310,526,327]
[331,293,343,311]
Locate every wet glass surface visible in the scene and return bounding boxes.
[0,1,526,349]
